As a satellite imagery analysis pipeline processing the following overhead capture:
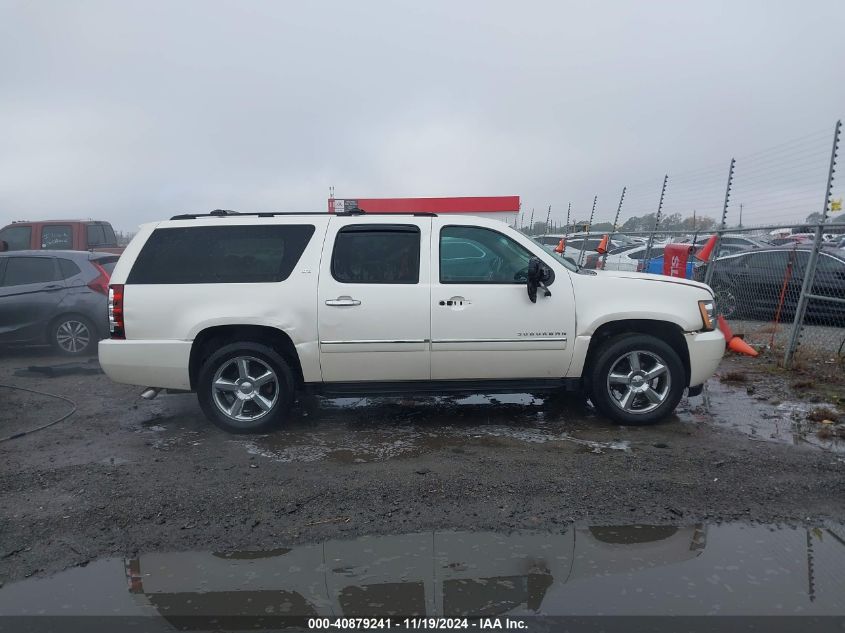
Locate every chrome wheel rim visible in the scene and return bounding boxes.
[212,356,279,423]
[606,350,671,415]
[56,320,91,353]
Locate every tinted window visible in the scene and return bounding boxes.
[440,226,532,284]
[817,254,844,273]
[2,257,57,286]
[102,224,117,246]
[41,225,73,249]
[58,258,82,279]
[0,225,32,250]
[127,225,315,284]
[93,256,119,275]
[331,224,420,284]
[86,224,106,247]
[745,251,788,268]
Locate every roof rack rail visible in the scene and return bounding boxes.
[169,209,439,220]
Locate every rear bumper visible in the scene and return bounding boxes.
[685,329,725,387]
[98,339,192,390]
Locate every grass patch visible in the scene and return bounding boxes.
[720,371,747,383]
[806,407,840,423]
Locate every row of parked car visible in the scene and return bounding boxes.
[535,231,845,325]
[0,219,124,355]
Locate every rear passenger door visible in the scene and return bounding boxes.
[0,255,65,342]
[317,217,432,382]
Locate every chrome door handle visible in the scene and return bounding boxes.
[325,297,361,307]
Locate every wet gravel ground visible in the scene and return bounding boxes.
[0,348,843,586]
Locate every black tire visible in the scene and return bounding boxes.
[50,314,97,356]
[587,333,685,425]
[197,342,295,434]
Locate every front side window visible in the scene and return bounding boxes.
[440,226,532,284]
[331,224,420,284]
[2,257,57,286]
[127,224,315,284]
[41,225,73,249]
[0,225,32,250]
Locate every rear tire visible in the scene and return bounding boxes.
[51,315,97,356]
[587,334,685,425]
[197,342,295,433]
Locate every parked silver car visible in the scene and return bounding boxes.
[0,250,117,355]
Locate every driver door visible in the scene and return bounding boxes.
[430,220,575,380]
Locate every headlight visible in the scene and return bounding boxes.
[698,299,716,331]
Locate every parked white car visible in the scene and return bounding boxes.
[100,211,725,432]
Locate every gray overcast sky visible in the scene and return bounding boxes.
[1,0,843,232]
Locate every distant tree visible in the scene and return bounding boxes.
[805,211,824,224]
[590,222,615,232]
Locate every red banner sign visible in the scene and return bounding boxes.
[328,196,520,214]
[663,244,695,278]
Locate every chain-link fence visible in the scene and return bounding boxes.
[517,120,844,367]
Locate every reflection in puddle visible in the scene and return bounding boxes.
[2,524,844,621]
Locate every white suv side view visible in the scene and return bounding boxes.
[99,210,725,433]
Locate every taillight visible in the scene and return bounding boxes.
[88,262,110,295]
[636,261,645,272]
[109,284,125,339]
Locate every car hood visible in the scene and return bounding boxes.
[589,269,712,294]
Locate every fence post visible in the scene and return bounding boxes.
[578,195,598,265]
[561,202,572,257]
[602,186,626,269]
[703,158,736,287]
[643,175,668,265]
[784,119,841,368]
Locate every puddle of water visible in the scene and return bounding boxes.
[237,393,635,463]
[695,381,844,452]
[2,524,844,620]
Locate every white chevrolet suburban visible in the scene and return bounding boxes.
[99,210,725,433]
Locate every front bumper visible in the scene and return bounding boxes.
[685,329,726,387]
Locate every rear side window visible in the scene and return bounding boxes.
[0,225,32,250]
[86,224,106,247]
[2,257,57,286]
[127,225,315,284]
[102,224,117,246]
[93,256,119,275]
[58,258,82,279]
[331,224,420,284]
[41,225,73,249]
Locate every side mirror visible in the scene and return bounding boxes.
[527,256,553,303]
[0,240,7,252]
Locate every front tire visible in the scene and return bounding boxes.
[587,334,685,425]
[197,342,295,433]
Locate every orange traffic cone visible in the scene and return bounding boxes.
[596,234,609,255]
[554,239,565,253]
[717,315,733,340]
[727,336,758,357]
[696,234,718,262]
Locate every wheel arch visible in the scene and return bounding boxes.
[189,324,304,390]
[583,319,691,387]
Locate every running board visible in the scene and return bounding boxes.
[309,378,581,398]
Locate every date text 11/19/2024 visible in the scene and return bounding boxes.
[307,617,528,630]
